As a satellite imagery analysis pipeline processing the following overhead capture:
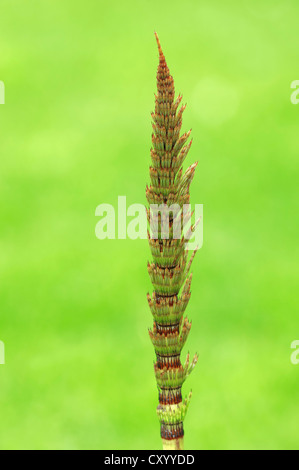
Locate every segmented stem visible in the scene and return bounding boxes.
[146,33,198,450]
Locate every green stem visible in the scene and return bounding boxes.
[147,32,198,449]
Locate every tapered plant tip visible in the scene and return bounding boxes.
[154,32,165,61]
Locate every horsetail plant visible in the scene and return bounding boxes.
[146,33,199,450]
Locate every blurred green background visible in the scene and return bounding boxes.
[0,0,298,450]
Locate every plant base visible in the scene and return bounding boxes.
[162,437,184,450]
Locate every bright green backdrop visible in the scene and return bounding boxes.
[0,0,298,450]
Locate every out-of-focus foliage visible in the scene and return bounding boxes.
[0,0,298,450]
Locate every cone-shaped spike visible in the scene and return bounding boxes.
[147,34,198,450]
